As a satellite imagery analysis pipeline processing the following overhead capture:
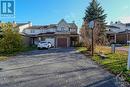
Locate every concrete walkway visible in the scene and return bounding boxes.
[0,48,122,87]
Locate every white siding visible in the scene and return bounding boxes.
[46,28,56,32]
[57,21,69,32]
[19,22,32,33]
[22,20,77,34]
[24,29,41,35]
[19,24,31,33]
[45,38,55,47]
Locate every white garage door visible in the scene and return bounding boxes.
[45,38,55,47]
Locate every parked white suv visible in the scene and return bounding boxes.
[37,41,52,49]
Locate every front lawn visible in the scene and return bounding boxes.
[124,46,129,48]
[77,46,130,83]
[93,46,130,82]
[0,46,37,56]
[21,45,37,52]
[0,46,37,61]
[0,56,8,61]
[76,47,87,53]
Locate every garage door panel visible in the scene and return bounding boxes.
[57,38,67,48]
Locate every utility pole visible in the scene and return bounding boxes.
[92,27,94,56]
[127,41,130,70]
[88,20,95,56]
[126,29,129,45]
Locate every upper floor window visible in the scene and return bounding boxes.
[31,29,35,33]
[61,27,65,31]
[70,28,76,32]
[42,29,45,33]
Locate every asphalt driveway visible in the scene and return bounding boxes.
[0,48,121,87]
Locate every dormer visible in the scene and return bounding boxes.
[57,19,69,32]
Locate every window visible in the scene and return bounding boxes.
[31,29,35,33]
[70,28,76,32]
[47,29,50,32]
[42,29,44,33]
[61,27,65,31]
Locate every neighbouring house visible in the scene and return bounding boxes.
[0,21,33,46]
[0,19,79,48]
[106,21,130,44]
[23,19,79,48]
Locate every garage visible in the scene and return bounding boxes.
[57,38,67,48]
[45,38,55,47]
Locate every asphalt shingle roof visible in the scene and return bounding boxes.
[27,25,57,29]
[106,25,120,29]
[126,23,130,27]
[27,23,77,30]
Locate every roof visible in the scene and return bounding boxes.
[58,19,77,29]
[126,23,130,27]
[68,23,77,29]
[27,24,57,29]
[38,32,55,35]
[119,30,130,34]
[16,23,28,27]
[106,31,116,34]
[106,25,120,29]
[27,19,77,29]
[58,19,68,25]
[27,26,43,29]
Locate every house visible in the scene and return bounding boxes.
[106,21,130,44]
[23,19,79,48]
[0,19,79,48]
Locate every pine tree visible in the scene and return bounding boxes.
[84,0,106,23]
[83,0,108,45]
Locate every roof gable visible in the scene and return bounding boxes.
[58,19,68,26]
[68,23,77,29]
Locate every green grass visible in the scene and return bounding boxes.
[0,46,37,61]
[93,46,130,83]
[21,45,37,52]
[0,56,8,61]
[92,53,127,74]
[92,53,130,82]
[76,47,87,53]
[124,46,129,48]
[0,45,37,56]
[76,46,130,83]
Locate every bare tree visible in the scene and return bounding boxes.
[80,21,92,51]
[80,20,108,52]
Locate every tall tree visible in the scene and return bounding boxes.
[82,0,107,47]
[84,0,106,23]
